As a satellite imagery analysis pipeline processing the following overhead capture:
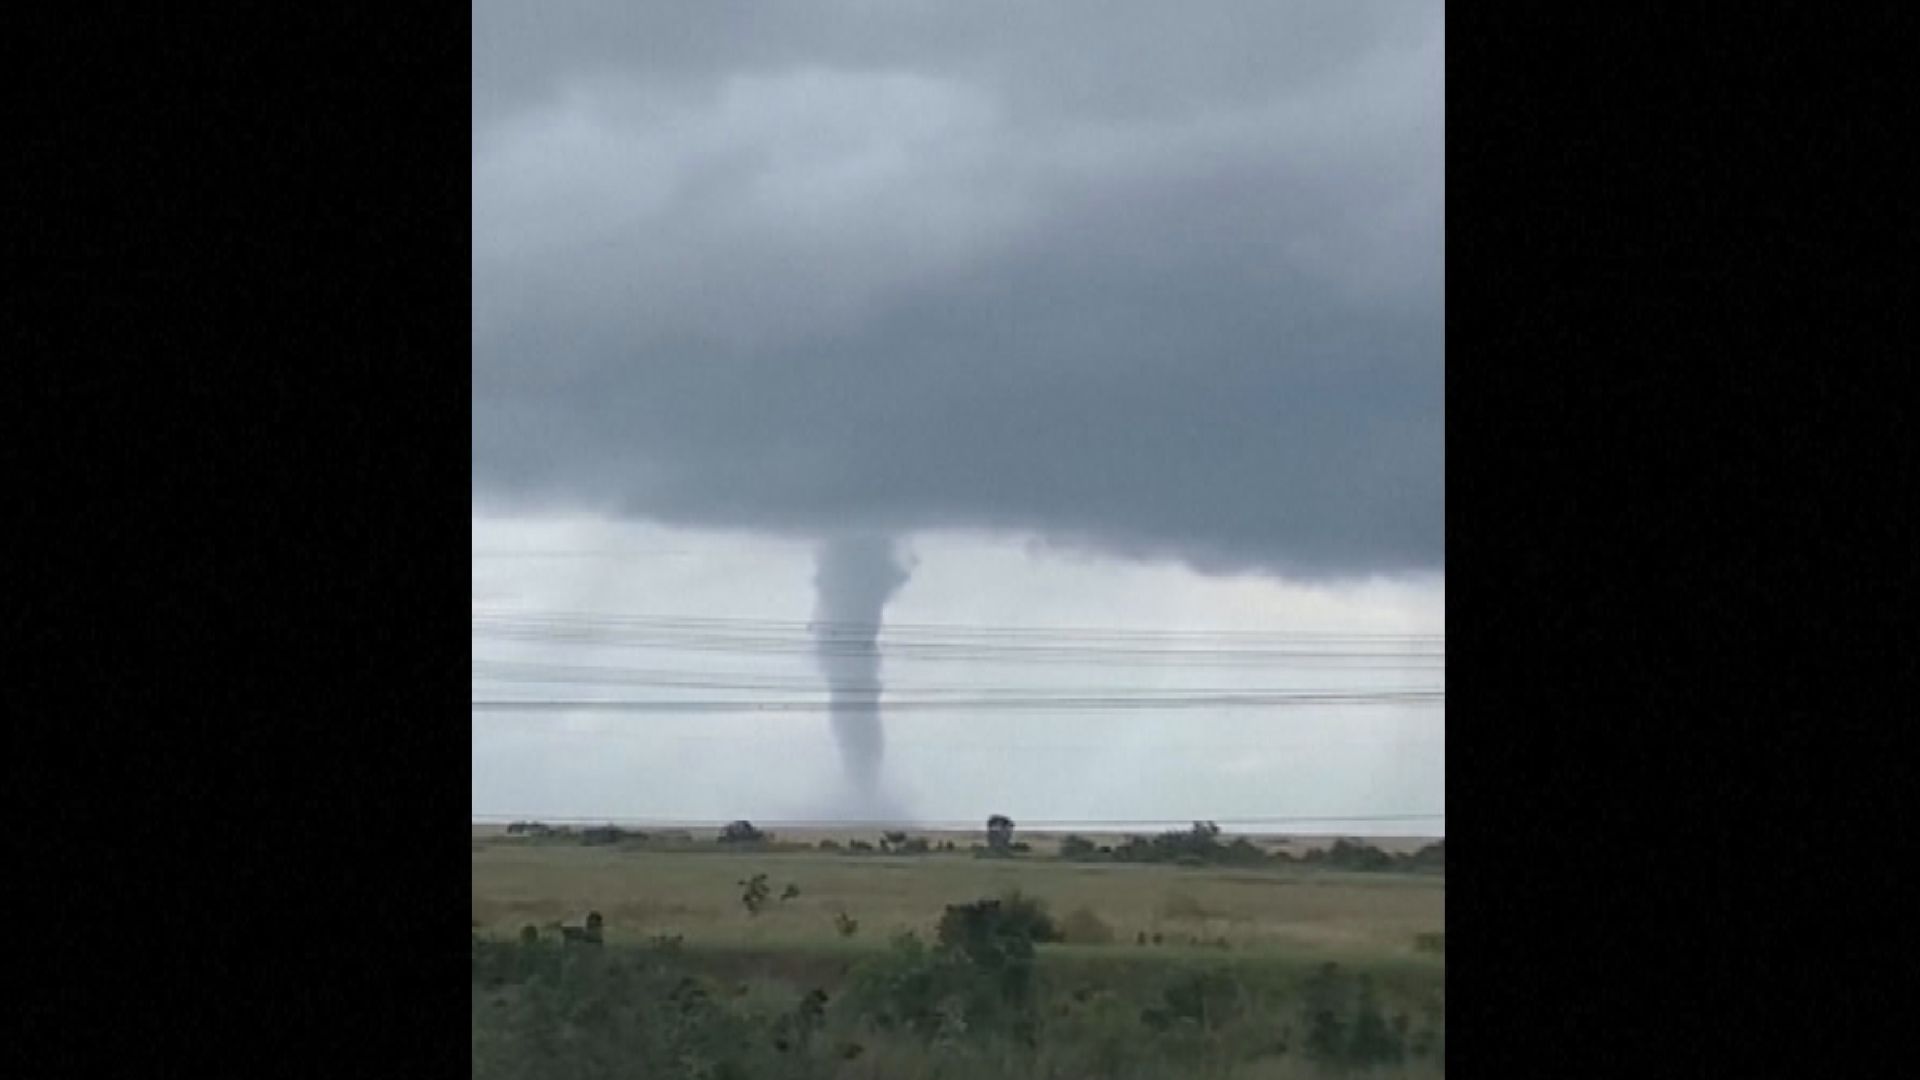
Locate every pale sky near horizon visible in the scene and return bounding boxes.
[472,514,1444,835]
[471,3,1444,833]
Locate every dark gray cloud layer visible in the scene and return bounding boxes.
[473,1,1444,578]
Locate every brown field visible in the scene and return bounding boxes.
[471,823,1439,856]
[471,831,1444,963]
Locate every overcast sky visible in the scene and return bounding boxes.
[471,2,1444,832]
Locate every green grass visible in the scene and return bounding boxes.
[473,841,1444,963]
[473,839,1445,1077]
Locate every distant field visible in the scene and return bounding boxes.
[471,834,1444,962]
[471,823,1439,856]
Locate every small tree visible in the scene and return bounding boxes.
[781,883,801,902]
[719,820,767,844]
[833,911,860,938]
[739,873,771,915]
[986,814,1015,853]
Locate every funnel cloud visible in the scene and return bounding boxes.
[811,536,914,811]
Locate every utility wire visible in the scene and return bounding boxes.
[470,609,1443,643]
[471,812,1445,828]
[470,689,1443,713]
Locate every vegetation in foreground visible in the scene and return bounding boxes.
[476,816,1443,1076]
[474,889,1444,1079]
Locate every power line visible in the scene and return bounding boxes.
[472,550,700,559]
[470,689,1443,713]
[472,632,1442,669]
[470,609,1443,644]
[470,666,1438,698]
[469,728,1441,753]
[471,812,1445,828]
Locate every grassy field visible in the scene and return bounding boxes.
[472,830,1445,1077]
[472,838,1443,961]
[472,822,1439,856]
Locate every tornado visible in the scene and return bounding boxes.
[811,535,913,811]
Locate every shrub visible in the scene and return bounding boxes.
[1403,839,1446,872]
[1324,838,1394,871]
[718,820,767,844]
[738,873,771,915]
[580,825,635,845]
[1348,974,1404,1066]
[844,892,1068,1049]
[1143,968,1244,1032]
[833,911,859,938]
[1297,962,1412,1069]
[936,891,1060,964]
[1058,834,1098,859]
[1222,837,1264,864]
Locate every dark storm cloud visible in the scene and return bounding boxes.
[472,1,1444,578]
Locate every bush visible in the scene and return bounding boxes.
[1324,838,1394,871]
[1058,834,1099,859]
[844,892,1066,1048]
[471,936,800,1080]
[839,932,961,1040]
[936,891,1061,965]
[1402,839,1446,872]
[1298,962,1411,1069]
[718,820,767,844]
[1143,968,1245,1032]
[1222,837,1264,864]
[581,824,646,846]
[739,873,771,915]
